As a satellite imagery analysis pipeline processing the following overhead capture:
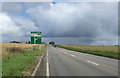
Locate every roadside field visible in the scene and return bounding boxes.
[1,43,46,76]
[57,45,119,59]
[0,43,2,78]
[2,43,42,59]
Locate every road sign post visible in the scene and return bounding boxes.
[30,32,42,44]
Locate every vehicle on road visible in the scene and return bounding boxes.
[53,45,56,47]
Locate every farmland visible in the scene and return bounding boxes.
[1,42,46,76]
[2,43,42,59]
[58,45,118,53]
[57,45,119,59]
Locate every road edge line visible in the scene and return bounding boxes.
[31,50,45,76]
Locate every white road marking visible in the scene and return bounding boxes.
[31,52,45,77]
[64,48,118,61]
[64,52,68,54]
[46,49,50,76]
[64,52,76,58]
[71,55,76,57]
[87,60,99,66]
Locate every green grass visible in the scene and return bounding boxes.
[0,59,2,78]
[57,45,120,59]
[3,54,34,76]
[2,46,46,76]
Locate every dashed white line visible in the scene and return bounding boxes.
[87,60,99,66]
[64,52,76,58]
[71,55,76,57]
[46,49,50,76]
[64,52,68,54]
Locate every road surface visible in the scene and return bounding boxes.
[35,45,118,77]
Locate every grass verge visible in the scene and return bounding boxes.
[57,45,120,59]
[2,45,46,76]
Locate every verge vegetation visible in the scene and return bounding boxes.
[57,45,119,59]
[2,43,46,76]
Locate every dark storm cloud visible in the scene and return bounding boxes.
[1,3,23,13]
[27,2,118,38]
[118,2,120,36]
[43,37,94,45]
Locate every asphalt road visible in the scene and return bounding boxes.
[35,45,118,77]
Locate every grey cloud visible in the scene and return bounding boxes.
[1,2,118,45]
[28,2,118,38]
[13,17,39,36]
[0,13,23,36]
[2,3,24,13]
[43,37,94,45]
[2,2,51,13]
[118,2,120,45]
[43,37,118,45]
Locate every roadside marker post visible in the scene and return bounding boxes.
[39,45,41,50]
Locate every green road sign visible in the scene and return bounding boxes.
[30,32,42,44]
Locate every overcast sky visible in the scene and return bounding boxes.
[0,2,118,45]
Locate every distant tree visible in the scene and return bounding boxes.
[10,41,15,43]
[26,41,30,44]
[49,41,55,45]
[28,41,30,44]
[10,41,22,43]
[42,42,46,44]
[114,45,119,46]
[10,41,18,43]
